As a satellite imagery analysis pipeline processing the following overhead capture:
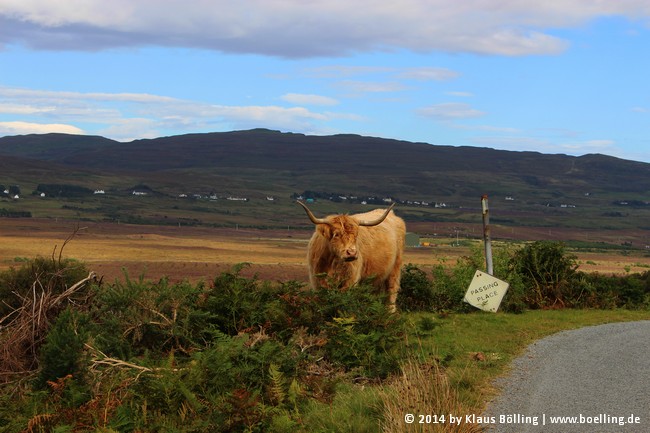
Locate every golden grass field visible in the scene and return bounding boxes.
[1,218,649,284]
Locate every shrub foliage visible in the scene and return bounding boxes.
[398,241,650,313]
[0,241,648,432]
[0,264,405,432]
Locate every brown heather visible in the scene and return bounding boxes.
[379,359,482,433]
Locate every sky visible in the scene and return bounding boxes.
[1,1,649,163]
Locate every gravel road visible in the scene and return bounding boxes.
[483,320,650,433]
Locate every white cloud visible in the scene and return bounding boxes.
[0,87,177,104]
[0,121,84,135]
[98,118,162,142]
[396,67,459,81]
[303,65,394,78]
[281,93,339,106]
[453,124,520,133]
[471,135,548,149]
[446,91,474,98]
[211,104,327,122]
[3,1,648,57]
[417,102,486,120]
[336,80,408,95]
[0,103,56,114]
[560,139,616,152]
[470,135,619,157]
[0,86,360,141]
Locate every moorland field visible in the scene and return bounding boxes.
[2,217,649,284]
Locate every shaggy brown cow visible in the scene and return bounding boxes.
[297,201,406,312]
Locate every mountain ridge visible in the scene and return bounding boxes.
[1,129,648,231]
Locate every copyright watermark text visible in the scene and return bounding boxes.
[402,412,642,427]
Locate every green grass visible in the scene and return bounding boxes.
[414,309,650,408]
[312,309,650,432]
[165,308,649,433]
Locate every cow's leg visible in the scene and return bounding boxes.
[386,258,402,313]
[386,286,398,313]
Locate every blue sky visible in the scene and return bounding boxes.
[1,1,649,162]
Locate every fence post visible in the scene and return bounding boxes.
[481,194,493,275]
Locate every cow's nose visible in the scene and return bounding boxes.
[346,247,357,258]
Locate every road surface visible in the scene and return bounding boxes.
[483,321,650,432]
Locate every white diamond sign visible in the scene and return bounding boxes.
[464,270,509,312]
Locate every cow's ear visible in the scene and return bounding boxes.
[317,224,331,239]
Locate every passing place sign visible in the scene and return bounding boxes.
[464,270,509,312]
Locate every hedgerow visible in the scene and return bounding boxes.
[0,263,405,432]
[398,241,650,312]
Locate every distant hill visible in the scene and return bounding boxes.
[1,129,649,233]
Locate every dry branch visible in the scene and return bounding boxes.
[84,343,183,383]
[0,271,97,384]
[84,343,153,381]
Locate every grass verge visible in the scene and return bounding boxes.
[310,309,650,433]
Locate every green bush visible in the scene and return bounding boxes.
[397,264,435,312]
[398,245,519,313]
[317,285,405,378]
[44,267,404,432]
[36,308,92,391]
[90,272,208,356]
[428,246,484,313]
[200,268,406,379]
[571,271,650,309]
[202,264,283,337]
[508,241,578,309]
[567,273,620,309]
[618,271,650,307]
[396,242,650,313]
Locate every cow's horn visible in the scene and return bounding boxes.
[358,203,395,226]
[297,200,328,224]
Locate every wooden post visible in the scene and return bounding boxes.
[481,195,493,275]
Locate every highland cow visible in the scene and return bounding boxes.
[298,201,405,312]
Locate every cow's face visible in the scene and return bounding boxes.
[319,216,360,261]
